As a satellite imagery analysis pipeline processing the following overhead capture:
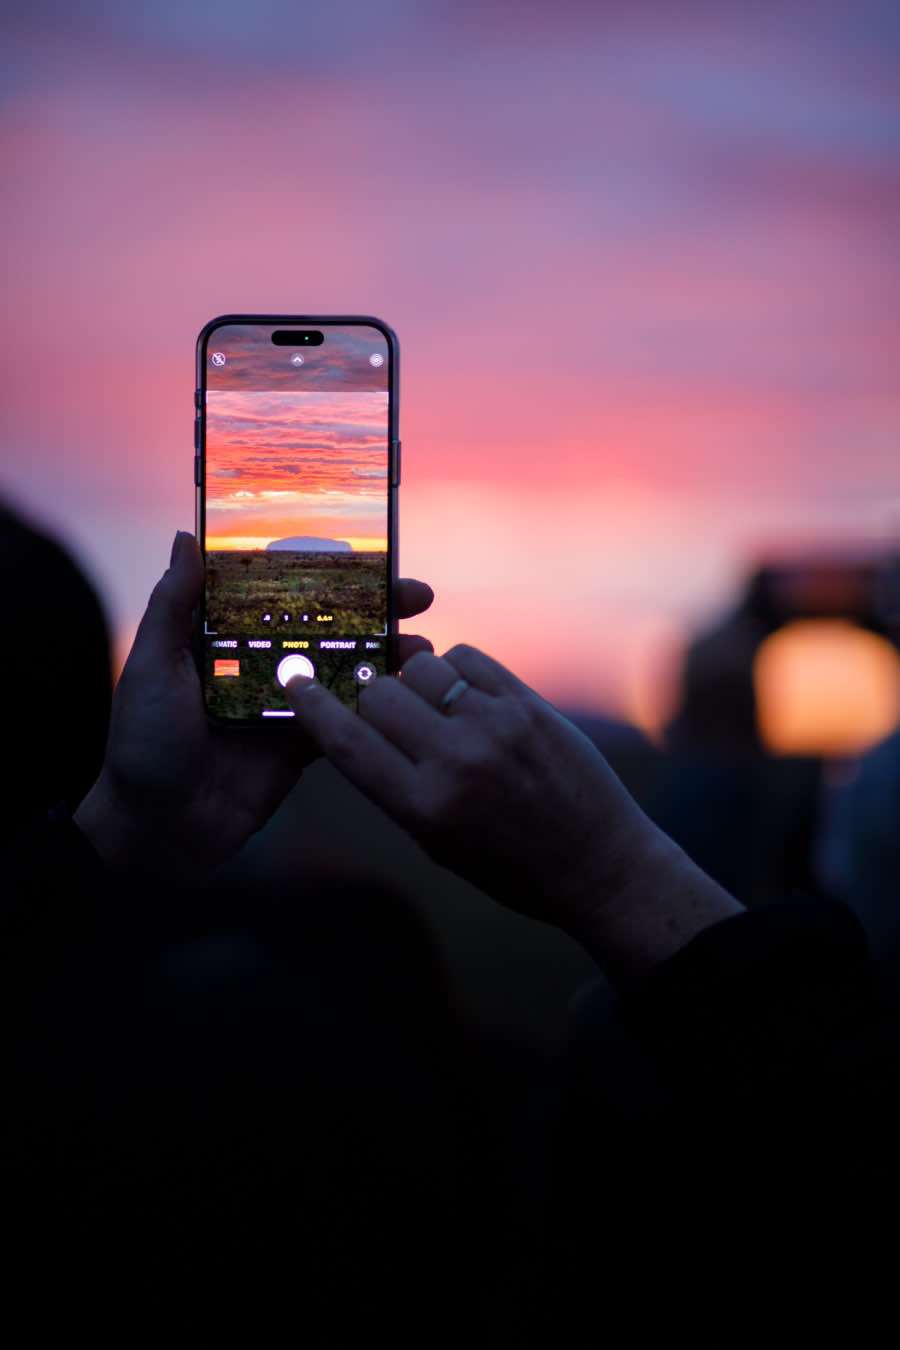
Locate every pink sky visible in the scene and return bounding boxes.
[2,3,898,728]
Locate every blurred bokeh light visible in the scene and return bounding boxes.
[755,620,900,757]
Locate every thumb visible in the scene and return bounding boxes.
[128,531,204,666]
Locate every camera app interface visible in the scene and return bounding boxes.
[202,323,391,719]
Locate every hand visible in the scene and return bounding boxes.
[74,532,435,877]
[285,645,742,979]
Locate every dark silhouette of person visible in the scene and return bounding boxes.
[0,502,112,845]
[649,568,820,903]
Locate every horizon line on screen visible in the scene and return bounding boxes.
[205,536,388,552]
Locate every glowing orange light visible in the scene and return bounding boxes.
[754,620,900,757]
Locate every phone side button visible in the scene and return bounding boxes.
[194,454,201,486]
[391,439,401,486]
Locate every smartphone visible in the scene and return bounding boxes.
[195,315,399,723]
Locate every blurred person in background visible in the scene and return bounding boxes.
[817,555,900,994]
[648,568,821,904]
[0,501,112,846]
[826,728,900,991]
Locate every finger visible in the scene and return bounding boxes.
[128,531,204,665]
[441,643,527,697]
[285,676,419,818]
[395,578,434,620]
[396,634,434,665]
[357,670,448,759]
[399,650,492,714]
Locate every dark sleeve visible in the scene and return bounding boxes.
[614,894,888,1105]
[542,898,899,1219]
[525,898,899,1332]
[1,802,105,941]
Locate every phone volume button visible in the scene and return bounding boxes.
[391,439,401,486]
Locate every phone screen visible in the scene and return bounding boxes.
[197,318,397,721]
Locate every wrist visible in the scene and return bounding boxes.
[563,814,744,984]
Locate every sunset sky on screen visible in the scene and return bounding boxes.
[2,1,898,727]
[205,389,389,549]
